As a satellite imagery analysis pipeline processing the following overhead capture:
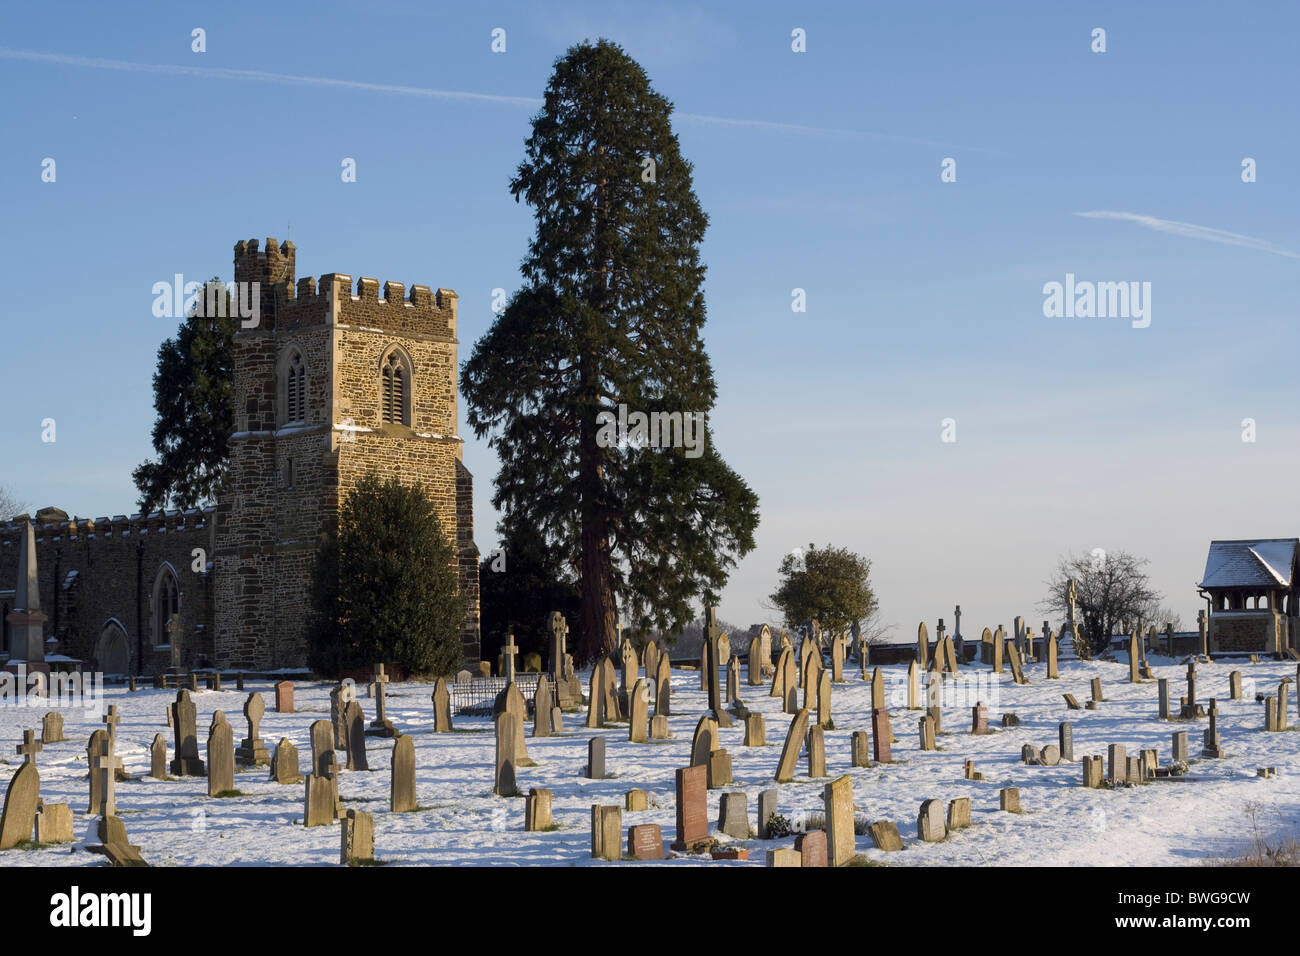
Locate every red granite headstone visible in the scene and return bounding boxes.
[711,848,749,861]
[628,823,665,860]
[275,681,294,714]
[671,764,709,850]
[795,829,828,867]
[871,707,891,762]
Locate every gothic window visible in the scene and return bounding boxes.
[281,348,307,426]
[152,564,180,646]
[381,348,412,426]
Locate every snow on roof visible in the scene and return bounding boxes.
[1201,539,1298,589]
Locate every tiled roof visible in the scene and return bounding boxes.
[1200,539,1298,589]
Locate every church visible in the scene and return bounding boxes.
[0,238,481,675]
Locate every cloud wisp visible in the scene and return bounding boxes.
[1075,210,1300,261]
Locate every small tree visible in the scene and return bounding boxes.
[1039,550,1162,655]
[769,543,879,637]
[0,484,28,520]
[479,527,580,671]
[308,474,463,677]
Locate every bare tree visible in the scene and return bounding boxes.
[1038,550,1162,654]
[0,484,28,521]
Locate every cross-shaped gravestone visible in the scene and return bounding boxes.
[91,736,123,817]
[1197,609,1208,657]
[549,612,568,678]
[705,606,723,716]
[372,664,390,723]
[245,692,264,740]
[502,635,518,683]
[17,729,42,766]
[101,705,121,749]
[167,613,182,670]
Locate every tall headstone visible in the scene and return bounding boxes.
[774,710,810,783]
[918,799,946,843]
[806,724,826,777]
[168,690,204,776]
[41,711,64,744]
[586,736,606,780]
[275,680,294,713]
[907,660,920,710]
[1043,622,1058,679]
[1059,722,1074,762]
[149,734,166,779]
[671,764,709,851]
[748,635,764,686]
[917,621,930,669]
[390,734,416,812]
[525,788,553,831]
[817,670,832,728]
[993,626,1004,673]
[431,679,454,732]
[340,809,374,864]
[1128,634,1141,683]
[236,692,269,766]
[344,700,369,772]
[871,707,892,763]
[655,653,671,717]
[825,774,855,866]
[270,737,303,784]
[368,663,395,737]
[493,713,519,797]
[533,676,554,738]
[831,633,845,683]
[5,518,47,662]
[0,760,39,850]
[207,715,235,797]
[628,678,649,743]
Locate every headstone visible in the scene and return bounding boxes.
[947,797,971,830]
[650,714,669,739]
[774,710,810,783]
[168,690,204,776]
[757,789,778,840]
[672,765,709,851]
[236,692,269,766]
[871,707,892,763]
[340,809,374,864]
[999,788,1020,812]
[270,737,303,784]
[432,679,453,732]
[806,725,826,778]
[1091,677,1105,703]
[586,736,606,780]
[627,823,664,860]
[89,734,121,818]
[1264,696,1278,732]
[919,715,936,751]
[534,676,553,738]
[207,716,235,797]
[1126,754,1143,783]
[304,749,340,827]
[1229,671,1242,701]
[390,734,416,812]
[726,655,741,705]
[707,750,732,789]
[0,760,39,850]
[1044,624,1058,678]
[1172,730,1189,765]
[344,700,370,772]
[817,671,832,727]
[655,653,671,717]
[831,633,845,683]
[525,788,553,830]
[35,802,73,844]
[1108,744,1127,785]
[1039,744,1060,766]
[868,820,904,851]
[917,621,930,669]
[907,660,920,710]
[971,702,988,735]
[782,651,799,714]
[1059,722,1074,762]
[795,829,828,867]
[1128,634,1141,683]
[850,730,871,767]
[690,715,718,768]
[718,791,750,839]
[748,635,764,686]
[801,649,820,712]
[1063,694,1081,710]
[1082,755,1104,788]
[275,680,294,713]
[145,733,166,780]
[625,789,648,811]
[871,668,885,711]
[628,678,649,743]
[767,848,802,867]
[493,681,530,764]
[1158,679,1171,721]
[329,684,350,750]
[1006,642,1028,685]
[586,667,605,729]
[824,774,854,866]
[993,626,1004,673]
[1203,699,1224,757]
[494,713,519,797]
[918,798,946,842]
[41,711,64,744]
[744,713,766,747]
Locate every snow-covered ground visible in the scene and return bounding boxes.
[2,653,1297,866]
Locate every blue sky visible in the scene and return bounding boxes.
[2,1,1297,641]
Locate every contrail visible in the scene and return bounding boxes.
[1076,210,1300,261]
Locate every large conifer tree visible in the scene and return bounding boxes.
[462,40,759,662]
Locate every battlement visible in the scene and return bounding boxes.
[0,506,217,545]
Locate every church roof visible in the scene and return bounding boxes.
[1200,539,1298,589]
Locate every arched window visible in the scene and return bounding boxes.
[152,564,180,646]
[280,348,307,426]
[381,348,412,426]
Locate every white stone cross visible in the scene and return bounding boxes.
[503,634,518,683]
[91,737,123,817]
[101,705,121,748]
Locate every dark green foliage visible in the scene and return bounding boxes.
[479,529,580,670]
[308,474,463,677]
[133,278,235,513]
[461,39,759,663]
[770,543,879,636]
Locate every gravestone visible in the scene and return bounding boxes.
[0,760,39,850]
[817,671,832,727]
[796,829,828,867]
[494,713,519,796]
[1108,744,1127,785]
[868,820,904,851]
[831,633,846,683]
[1229,671,1242,701]
[774,710,810,783]
[919,715,937,751]
[1203,699,1224,757]
[340,809,374,864]
[236,692,270,766]
[718,791,750,839]
[525,788,552,831]
[329,684,350,751]
[586,667,606,729]
[744,713,766,747]
[628,823,664,860]
[169,690,205,776]
[918,799,946,842]
[207,717,235,797]
[89,734,121,819]
[1005,643,1028,685]
[1063,694,1081,710]
[591,805,623,861]
[1044,624,1058,678]
[493,681,530,764]
[850,730,871,767]
[947,797,971,830]
[1039,744,1060,766]
[586,737,606,780]
[389,733,417,812]
[691,715,719,768]
[782,651,799,714]
[1172,730,1189,765]
[625,789,648,811]
[275,680,294,713]
[1157,679,1170,720]
[907,660,920,710]
[801,648,820,712]
[655,653,672,717]
[726,655,741,705]
[35,803,73,844]
[708,750,733,789]
[748,635,764,686]
[431,679,453,732]
[148,734,167,779]
[304,749,340,827]
[650,714,669,739]
[871,668,885,711]
[533,676,553,738]
[807,725,826,777]
[270,737,303,784]
[1091,678,1105,702]
[972,702,989,735]
[871,707,892,763]
[1082,755,1103,788]
[344,700,370,772]
[1059,722,1074,762]
[993,626,1005,673]
[1128,634,1141,683]
[628,678,649,743]
[643,641,659,692]
[999,788,1020,812]
[825,775,855,866]
[757,789,778,839]
[672,764,709,850]
[917,621,930,669]
[1264,696,1278,732]
[41,711,64,744]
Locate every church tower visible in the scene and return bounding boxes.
[213,238,480,670]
